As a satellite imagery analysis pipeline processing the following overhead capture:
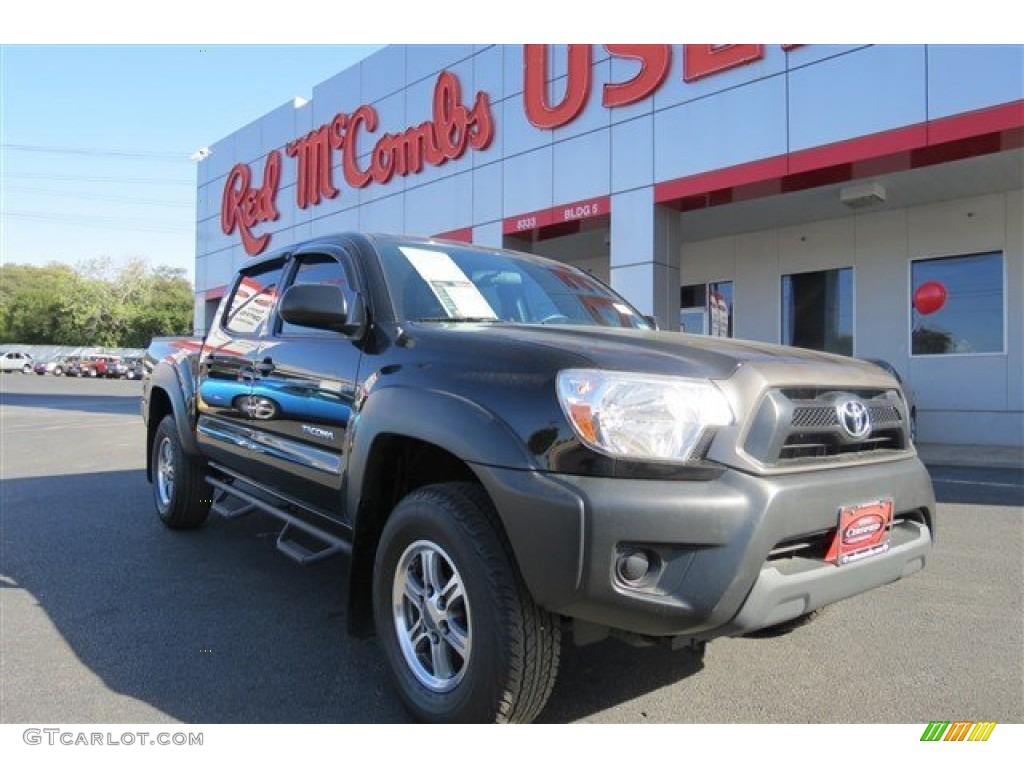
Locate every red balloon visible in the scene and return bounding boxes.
[914,281,947,315]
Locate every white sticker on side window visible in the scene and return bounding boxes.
[400,246,497,319]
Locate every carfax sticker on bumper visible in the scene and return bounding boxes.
[825,498,893,565]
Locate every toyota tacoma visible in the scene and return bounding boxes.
[142,233,935,723]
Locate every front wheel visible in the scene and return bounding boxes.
[151,415,210,529]
[373,483,561,723]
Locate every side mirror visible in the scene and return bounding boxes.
[279,284,363,335]
[644,314,660,331]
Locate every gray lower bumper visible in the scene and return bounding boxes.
[715,516,931,637]
[474,457,935,639]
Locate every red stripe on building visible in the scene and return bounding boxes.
[433,227,473,243]
[655,99,1024,210]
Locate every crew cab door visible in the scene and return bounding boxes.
[245,246,364,519]
[196,257,288,477]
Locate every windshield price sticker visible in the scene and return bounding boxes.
[399,247,497,320]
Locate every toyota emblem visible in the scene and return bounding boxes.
[837,399,871,440]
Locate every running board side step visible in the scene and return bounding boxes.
[205,476,352,564]
[276,523,344,565]
[210,486,256,519]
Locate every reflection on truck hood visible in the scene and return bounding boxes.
[408,322,880,380]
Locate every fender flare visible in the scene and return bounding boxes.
[145,360,203,478]
[345,385,537,517]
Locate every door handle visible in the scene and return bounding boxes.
[254,358,275,376]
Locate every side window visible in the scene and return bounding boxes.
[223,261,287,336]
[278,253,355,336]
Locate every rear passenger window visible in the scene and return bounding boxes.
[279,254,354,336]
[223,261,286,336]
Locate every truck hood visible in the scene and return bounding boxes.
[414,323,881,381]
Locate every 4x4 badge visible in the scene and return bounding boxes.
[837,399,871,440]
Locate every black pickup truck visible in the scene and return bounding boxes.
[143,233,935,723]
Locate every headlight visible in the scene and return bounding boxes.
[556,369,733,463]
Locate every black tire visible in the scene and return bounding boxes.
[151,415,210,530]
[373,482,561,723]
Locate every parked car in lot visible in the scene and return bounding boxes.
[104,358,129,378]
[34,355,70,376]
[62,357,85,377]
[0,350,33,374]
[122,358,147,380]
[80,355,119,378]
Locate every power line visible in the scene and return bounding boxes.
[5,185,193,208]
[3,211,191,234]
[1,143,191,162]
[2,172,194,186]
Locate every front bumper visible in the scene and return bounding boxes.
[473,457,934,639]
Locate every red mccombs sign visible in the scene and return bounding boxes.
[221,45,794,255]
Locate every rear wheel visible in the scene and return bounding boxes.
[373,482,561,723]
[151,415,210,530]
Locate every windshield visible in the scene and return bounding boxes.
[376,241,651,329]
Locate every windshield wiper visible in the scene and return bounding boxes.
[410,317,506,323]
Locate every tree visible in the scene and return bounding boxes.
[0,259,194,347]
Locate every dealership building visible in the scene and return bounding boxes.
[195,44,1023,448]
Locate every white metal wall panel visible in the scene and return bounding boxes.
[927,45,1024,119]
[502,45,525,101]
[608,53,655,125]
[1006,190,1023,415]
[652,45,787,112]
[404,172,473,236]
[551,58,612,143]
[501,146,552,216]
[473,221,503,248]
[359,194,405,234]
[609,187,653,268]
[611,115,653,193]
[785,45,870,69]
[473,46,504,104]
[852,209,912,367]
[406,44,474,85]
[360,46,407,103]
[311,65,362,126]
[788,45,927,151]
[732,231,780,344]
[553,129,610,205]
[310,207,359,238]
[501,90,553,157]
[472,161,503,225]
[261,100,298,159]
[653,75,787,182]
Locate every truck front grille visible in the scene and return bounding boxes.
[743,387,910,468]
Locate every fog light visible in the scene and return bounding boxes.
[617,550,651,584]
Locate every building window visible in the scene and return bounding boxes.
[781,267,853,355]
[680,281,733,337]
[911,252,1004,356]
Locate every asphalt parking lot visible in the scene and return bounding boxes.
[1,373,1021,724]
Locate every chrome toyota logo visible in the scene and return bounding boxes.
[836,399,871,440]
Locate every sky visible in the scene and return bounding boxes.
[1,45,383,279]
[0,6,1001,286]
